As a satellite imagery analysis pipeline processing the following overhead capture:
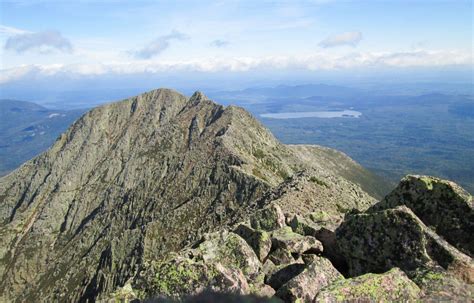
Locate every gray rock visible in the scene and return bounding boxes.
[233,223,272,262]
[271,226,323,256]
[337,205,474,282]
[315,268,421,302]
[276,256,342,302]
[371,175,474,257]
[250,204,286,232]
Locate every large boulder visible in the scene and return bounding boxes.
[233,223,272,262]
[271,226,323,256]
[411,266,474,302]
[372,175,473,256]
[250,204,286,231]
[275,256,343,302]
[194,231,262,279]
[137,256,250,300]
[265,262,307,291]
[315,268,421,302]
[336,206,474,282]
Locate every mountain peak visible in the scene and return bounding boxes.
[0,88,384,302]
[190,90,209,102]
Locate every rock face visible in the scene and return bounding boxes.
[0,89,383,302]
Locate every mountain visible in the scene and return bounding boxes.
[1,89,471,302]
[0,89,386,302]
[0,99,85,176]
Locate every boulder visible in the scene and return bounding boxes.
[250,284,276,298]
[290,214,344,270]
[267,248,295,266]
[139,257,250,300]
[250,204,286,231]
[265,263,307,290]
[288,214,319,236]
[275,256,343,302]
[315,268,421,302]
[271,226,323,256]
[411,267,474,302]
[336,206,474,281]
[195,231,262,279]
[372,175,474,257]
[234,223,272,262]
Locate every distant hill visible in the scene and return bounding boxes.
[0,99,86,175]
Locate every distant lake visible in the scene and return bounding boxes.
[260,110,362,119]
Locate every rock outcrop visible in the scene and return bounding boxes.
[336,175,474,302]
[371,175,474,257]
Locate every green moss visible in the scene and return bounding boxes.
[309,210,330,222]
[318,269,421,301]
[253,148,265,159]
[252,167,266,181]
[278,169,290,180]
[152,259,202,296]
[419,176,434,190]
[309,176,329,188]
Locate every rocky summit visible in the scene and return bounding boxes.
[0,89,472,302]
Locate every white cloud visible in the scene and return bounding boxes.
[133,31,188,59]
[0,25,31,36]
[4,30,73,53]
[319,31,363,48]
[0,49,471,84]
[210,39,230,48]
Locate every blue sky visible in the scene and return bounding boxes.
[0,0,472,90]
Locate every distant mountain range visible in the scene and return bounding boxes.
[0,99,86,176]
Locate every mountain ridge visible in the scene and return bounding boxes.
[0,88,385,302]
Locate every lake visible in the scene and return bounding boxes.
[260,110,362,119]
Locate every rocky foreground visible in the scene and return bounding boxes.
[108,175,473,302]
[0,89,472,302]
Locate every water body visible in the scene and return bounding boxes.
[260,110,362,119]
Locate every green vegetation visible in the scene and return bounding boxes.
[309,176,329,187]
[253,148,265,159]
[251,93,474,194]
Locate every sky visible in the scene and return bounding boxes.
[0,0,472,93]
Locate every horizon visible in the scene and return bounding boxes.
[1,0,472,99]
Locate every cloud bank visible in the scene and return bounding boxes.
[134,31,188,59]
[319,31,362,48]
[4,30,73,53]
[1,49,471,84]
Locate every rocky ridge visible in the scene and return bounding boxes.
[0,89,385,302]
[110,176,473,302]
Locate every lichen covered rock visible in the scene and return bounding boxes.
[271,226,323,256]
[195,231,262,279]
[234,223,272,262]
[372,175,473,257]
[276,256,343,302]
[336,205,474,281]
[138,256,250,300]
[315,268,421,302]
[250,204,286,231]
